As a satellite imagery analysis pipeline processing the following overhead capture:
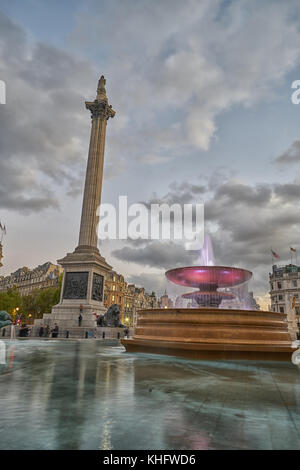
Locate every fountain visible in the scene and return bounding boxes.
[166,266,252,307]
[10,324,15,340]
[122,236,296,361]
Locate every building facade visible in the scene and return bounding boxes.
[159,291,174,309]
[0,263,158,327]
[104,271,126,321]
[0,262,63,296]
[269,264,300,338]
[104,271,158,326]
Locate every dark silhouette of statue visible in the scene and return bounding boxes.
[0,311,12,328]
[97,304,123,327]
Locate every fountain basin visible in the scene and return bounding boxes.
[122,308,296,361]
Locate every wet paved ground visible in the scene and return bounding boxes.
[0,339,300,450]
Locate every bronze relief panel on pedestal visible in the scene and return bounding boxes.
[92,273,104,301]
[63,272,89,299]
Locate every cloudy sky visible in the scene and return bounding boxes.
[1,0,300,307]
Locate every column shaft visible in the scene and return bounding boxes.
[78,116,107,249]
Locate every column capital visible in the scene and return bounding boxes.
[85,99,116,120]
[85,75,115,120]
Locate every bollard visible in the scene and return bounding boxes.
[66,331,69,338]
[102,331,105,339]
[2,328,5,337]
[85,331,88,339]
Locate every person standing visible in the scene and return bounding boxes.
[39,325,44,337]
[78,313,83,327]
[51,324,59,338]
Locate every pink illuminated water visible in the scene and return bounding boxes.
[165,233,253,308]
[198,234,215,266]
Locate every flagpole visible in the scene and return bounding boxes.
[270,247,273,266]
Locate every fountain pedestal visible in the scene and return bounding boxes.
[122,307,296,361]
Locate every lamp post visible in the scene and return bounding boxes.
[297,318,300,341]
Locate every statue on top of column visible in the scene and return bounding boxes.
[97,75,107,99]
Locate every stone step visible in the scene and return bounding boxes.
[1,325,133,340]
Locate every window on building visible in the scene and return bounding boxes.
[296,307,300,315]
[293,280,298,287]
[278,295,283,300]
[279,306,284,313]
[277,282,282,289]
[112,295,115,301]
[112,285,116,291]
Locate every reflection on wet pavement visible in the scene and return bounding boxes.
[0,339,300,450]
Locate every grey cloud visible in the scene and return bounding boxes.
[70,0,300,154]
[215,183,272,206]
[0,12,124,213]
[127,272,167,297]
[146,181,206,208]
[112,241,194,270]
[274,183,300,201]
[112,175,300,295]
[275,141,300,165]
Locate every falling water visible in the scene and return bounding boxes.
[0,341,5,364]
[198,234,215,266]
[10,324,15,340]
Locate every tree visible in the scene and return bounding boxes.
[0,274,63,320]
[0,286,22,317]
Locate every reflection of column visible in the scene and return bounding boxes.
[77,76,115,251]
[99,362,112,450]
[40,362,55,409]
[77,352,87,400]
[47,342,85,449]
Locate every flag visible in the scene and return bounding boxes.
[290,247,296,253]
[271,249,280,259]
[292,296,296,309]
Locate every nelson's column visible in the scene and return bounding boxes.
[50,76,115,328]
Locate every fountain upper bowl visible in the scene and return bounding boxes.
[165,266,252,288]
